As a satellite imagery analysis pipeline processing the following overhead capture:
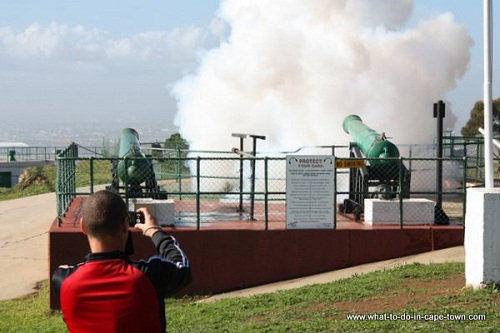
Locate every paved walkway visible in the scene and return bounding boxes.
[0,192,465,302]
[0,193,55,301]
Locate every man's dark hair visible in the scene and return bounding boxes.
[81,190,128,237]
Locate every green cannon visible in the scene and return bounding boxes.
[117,128,152,185]
[108,128,166,199]
[342,114,400,164]
[340,115,410,220]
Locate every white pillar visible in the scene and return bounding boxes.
[483,0,494,188]
[465,188,500,288]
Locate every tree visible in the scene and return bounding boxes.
[164,133,189,156]
[461,97,500,136]
[162,133,190,176]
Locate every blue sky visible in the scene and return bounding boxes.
[412,1,497,126]
[0,1,221,36]
[0,1,498,147]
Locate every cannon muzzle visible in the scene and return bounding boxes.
[342,115,399,164]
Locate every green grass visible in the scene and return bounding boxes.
[0,165,57,200]
[1,263,499,332]
[0,159,187,201]
[74,159,113,188]
[0,281,66,333]
[0,161,113,201]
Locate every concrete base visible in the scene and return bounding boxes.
[465,188,500,288]
[128,198,175,226]
[364,198,435,225]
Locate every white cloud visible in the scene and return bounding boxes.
[0,21,223,68]
[0,20,225,125]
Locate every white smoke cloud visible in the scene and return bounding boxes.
[172,0,473,152]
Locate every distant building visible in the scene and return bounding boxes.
[0,142,55,188]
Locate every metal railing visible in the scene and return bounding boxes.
[0,145,104,162]
[55,144,470,229]
[56,143,79,223]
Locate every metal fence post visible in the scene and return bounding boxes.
[56,155,62,226]
[399,157,404,228]
[333,156,337,229]
[264,157,269,230]
[196,157,201,230]
[177,149,183,200]
[89,157,94,193]
[463,157,468,223]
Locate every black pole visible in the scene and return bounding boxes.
[249,135,266,220]
[433,100,449,225]
[434,101,444,207]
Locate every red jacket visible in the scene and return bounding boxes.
[52,232,191,333]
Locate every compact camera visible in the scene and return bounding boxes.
[128,211,145,227]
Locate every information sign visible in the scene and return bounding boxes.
[286,155,334,229]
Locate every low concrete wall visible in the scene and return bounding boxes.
[49,221,464,309]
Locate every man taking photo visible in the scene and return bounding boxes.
[52,190,191,332]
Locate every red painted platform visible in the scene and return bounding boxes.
[49,197,464,309]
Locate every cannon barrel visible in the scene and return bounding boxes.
[342,115,399,164]
[117,128,152,185]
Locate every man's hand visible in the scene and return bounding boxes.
[133,207,163,238]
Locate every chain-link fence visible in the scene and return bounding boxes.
[56,143,469,228]
[335,156,466,225]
